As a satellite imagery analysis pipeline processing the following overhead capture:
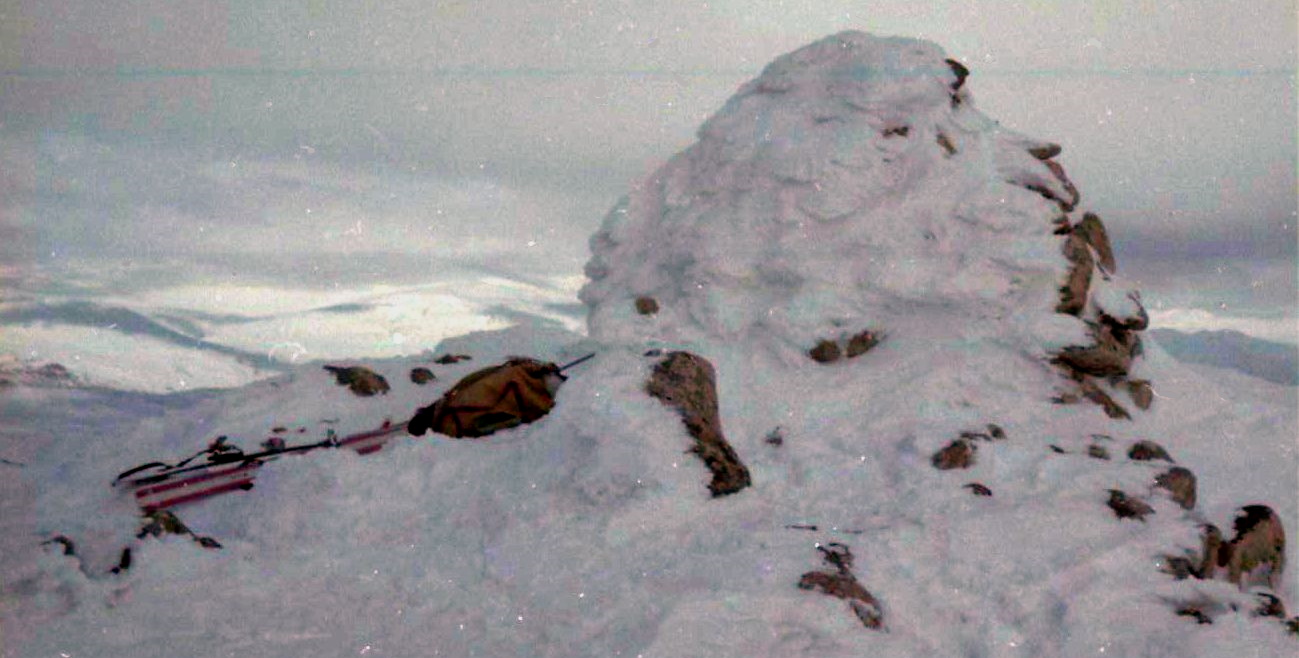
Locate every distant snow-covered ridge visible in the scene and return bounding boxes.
[1149,328,1298,386]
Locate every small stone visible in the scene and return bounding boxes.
[844,330,881,358]
[932,439,976,470]
[987,424,1006,440]
[764,427,784,446]
[936,132,957,156]
[882,126,910,138]
[410,367,436,385]
[1176,607,1213,625]
[1127,379,1154,410]
[964,482,993,496]
[434,354,472,364]
[634,296,659,315]
[1254,592,1287,620]
[1155,467,1197,510]
[1107,490,1154,521]
[1087,444,1111,460]
[1027,143,1062,160]
[1128,440,1173,462]
[809,339,842,364]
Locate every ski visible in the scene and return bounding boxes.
[117,419,409,513]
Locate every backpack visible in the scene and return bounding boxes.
[407,358,564,438]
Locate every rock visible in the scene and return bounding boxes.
[764,427,784,446]
[1176,606,1213,625]
[1220,505,1286,590]
[1057,231,1094,316]
[1155,467,1197,510]
[844,330,882,358]
[945,58,969,92]
[1128,440,1173,462]
[882,125,910,137]
[1254,592,1287,620]
[797,543,884,630]
[645,351,751,497]
[634,296,660,315]
[809,339,842,364]
[434,354,472,364]
[1107,490,1154,521]
[964,482,993,496]
[1042,159,1080,211]
[1087,444,1111,460]
[1077,377,1131,420]
[323,365,390,396]
[1127,379,1154,410]
[936,131,957,156]
[1286,617,1299,636]
[987,424,1006,440]
[1055,321,1138,378]
[1076,212,1116,275]
[1197,524,1224,580]
[932,439,976,470]
[1027,143,1062,160]
[1159,554,1195,580]
[410,367,436,385]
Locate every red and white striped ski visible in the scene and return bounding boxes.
[121,420,409,513]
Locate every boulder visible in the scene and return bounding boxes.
[1054,322,1137,378]
[1057,231,1093,316]
[1076,212,1116,275]
[323,365,390,396]
[1220,505,1286,590]
[645,351,751,497]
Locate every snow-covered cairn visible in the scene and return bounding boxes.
[583,31,1291,633]
[582,30,1148,416]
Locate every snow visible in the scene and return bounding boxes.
[2,30,1296,658]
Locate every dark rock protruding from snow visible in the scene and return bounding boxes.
[645,351,751,497]
[931,438,976,470]
[1128,440,1173,463]
[797,543,884,630]
[1218,505,1287,590]
[1107,490,1154,521]
[323,365,390,396]
[409,367,436,385]
[1154,467,1197,510]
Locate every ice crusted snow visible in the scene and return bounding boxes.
[3,31,1296,657]
[582,32,1078,359]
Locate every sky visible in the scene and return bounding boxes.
[1,0,1295,343]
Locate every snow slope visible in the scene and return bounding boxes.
[3,31,1295,658]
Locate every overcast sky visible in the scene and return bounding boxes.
[1,1,1295,333]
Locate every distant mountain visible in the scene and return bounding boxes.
[1149,328,1298,386]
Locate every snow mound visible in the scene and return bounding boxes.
[583,31,1079,357]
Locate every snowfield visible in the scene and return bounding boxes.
[2,31,1295,658]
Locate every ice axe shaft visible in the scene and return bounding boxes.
[558,353,596,373]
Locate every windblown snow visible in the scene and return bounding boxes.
[2,31,1295,658]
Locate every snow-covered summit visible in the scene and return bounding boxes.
[583,31,1086,356]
